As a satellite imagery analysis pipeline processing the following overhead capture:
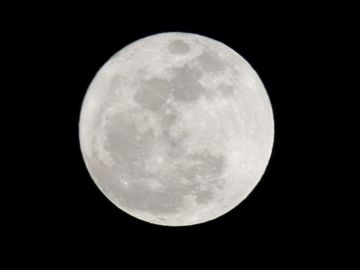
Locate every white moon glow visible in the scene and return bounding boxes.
[79,32,274,226]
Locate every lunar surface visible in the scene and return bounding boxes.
[79,32,274,226]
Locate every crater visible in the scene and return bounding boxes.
[168,39,191,54]
[197,51,224,73]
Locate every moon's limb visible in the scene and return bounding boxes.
[79,32,274,226]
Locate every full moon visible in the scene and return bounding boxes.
[79,32,274,226]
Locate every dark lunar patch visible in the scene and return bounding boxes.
[134,64,208,108]
[90,75,123,130]
[160,108,178,129]
[112,180,184,215]
[171,65,206,102]
[219,83,234,97]
[165,138,186,159]
[175,151,225,205]
[159,107,187,158]
[197,51,224,72]
[86,155,114,194]
[108,75,123,93]
[97,108,226,214]
[195,189,215,205]
[163,128,189,159]
[86,154,132,207]
[134,78,171,111]
[112,164,205,215]
[168,40,191,54]
[103,112,154,177]
[108,150,225,214]
[179,152,225,182]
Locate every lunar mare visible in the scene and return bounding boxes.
[79,32,274,226]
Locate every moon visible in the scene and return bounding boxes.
[79,32,274,226]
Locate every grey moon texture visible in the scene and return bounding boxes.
[79,32,274,226]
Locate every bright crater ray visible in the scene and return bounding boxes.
[79,32,274,226]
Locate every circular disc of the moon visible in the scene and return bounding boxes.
[79,32,274,226]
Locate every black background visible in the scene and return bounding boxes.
[7,3,351,264]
